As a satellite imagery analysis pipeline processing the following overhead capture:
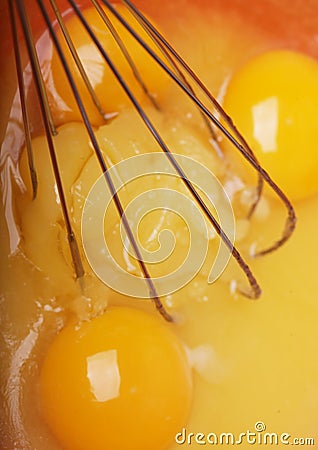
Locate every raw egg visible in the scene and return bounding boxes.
[223,49,318,201]
[40,306,193,450]
[49,3,170,126]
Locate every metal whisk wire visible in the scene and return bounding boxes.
[113,0,296,255]
[9,0,296,321]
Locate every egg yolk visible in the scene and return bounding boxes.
[49,4,169,126]
[40,306,193,450]
[222,50,318,201]
[18,110,224,295]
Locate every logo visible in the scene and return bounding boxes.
[81,153,235,298]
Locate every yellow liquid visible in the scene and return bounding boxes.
[1,1,318,449]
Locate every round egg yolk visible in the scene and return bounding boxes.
[40,306,193,450]
[222,49,318,201]
[49,4,169,126]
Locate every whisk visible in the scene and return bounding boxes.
[7,0,296,322]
